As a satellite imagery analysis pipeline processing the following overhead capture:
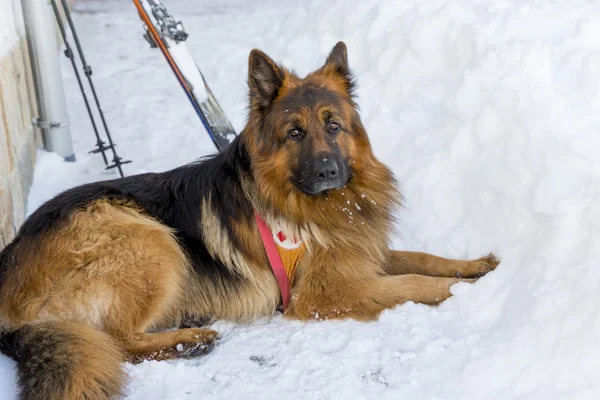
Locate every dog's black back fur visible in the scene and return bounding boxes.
[0,137,253,286]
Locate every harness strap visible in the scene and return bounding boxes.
[254,212,290,310]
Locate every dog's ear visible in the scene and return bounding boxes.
[248,49,285,110]
[325,41,349,78]
[322,41,355,97]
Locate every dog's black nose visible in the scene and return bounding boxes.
[295,153,347,194]
[315,157,339,181]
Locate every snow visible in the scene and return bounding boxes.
[2,0,600,398]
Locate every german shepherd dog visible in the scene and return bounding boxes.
[0,42,499,399]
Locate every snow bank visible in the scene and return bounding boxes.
[3,0,600,398]
[273,1,600,398]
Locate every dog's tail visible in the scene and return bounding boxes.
[0,321,125,400]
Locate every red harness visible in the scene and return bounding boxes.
[254,212,291,310]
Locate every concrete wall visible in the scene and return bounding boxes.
[0,0,40,248]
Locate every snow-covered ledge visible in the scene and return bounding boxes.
[0,0,40,248]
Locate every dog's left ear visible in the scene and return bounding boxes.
[323,42,355,96]
[325,41,349,76]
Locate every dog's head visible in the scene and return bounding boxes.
[245,42,377,197]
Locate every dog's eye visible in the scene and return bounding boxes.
[328,122,340,132]
[288,129,300,138]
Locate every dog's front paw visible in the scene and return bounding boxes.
[455,253,500,279]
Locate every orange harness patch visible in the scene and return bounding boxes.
[272,227,306,287]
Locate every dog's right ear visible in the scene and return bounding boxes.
[248,49,285,110]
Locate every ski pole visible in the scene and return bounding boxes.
[53,0,131,177]
[50,0,109,166]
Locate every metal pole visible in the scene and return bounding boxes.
[50,0,109,166]
[22,0,75,161]
[57,0,130,177]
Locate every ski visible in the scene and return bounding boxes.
[132,0,237,152]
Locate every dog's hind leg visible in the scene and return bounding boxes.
[69,203,221,363]
[383,251,499,278]
[1,201,221,368]
[124,328,219,363]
